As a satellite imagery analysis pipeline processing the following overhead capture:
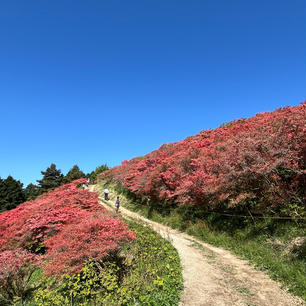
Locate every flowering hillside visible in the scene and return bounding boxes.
[0,179,135,279]
[103,103,306,215]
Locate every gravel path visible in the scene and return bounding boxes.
[90,185,305,306]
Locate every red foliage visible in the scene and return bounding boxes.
[0,249,37,284]
[102,103,306,213]
[0,179,135,277]
[44,215,135,275]
[0,249,38,301]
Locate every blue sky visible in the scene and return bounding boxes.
[0,0,305,186]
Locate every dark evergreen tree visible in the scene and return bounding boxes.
[24,183,41,201]
[64,165,85,183]
[0,175,25,211]
[37,164,64,193]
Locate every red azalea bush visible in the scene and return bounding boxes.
[0,249,38,302]
[0,249,37,283]
[0,179,135,278]
[44,214,136,275]
[102,103,306,214]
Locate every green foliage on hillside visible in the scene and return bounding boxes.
[0,176,25,211]
[24,183,40,201]
[37,163,64,193]
[64,165,85,183]
[87,164,109,183]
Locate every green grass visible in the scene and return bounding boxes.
[186,220,306,299]
[117,220,183,306]
[101,180,306,301]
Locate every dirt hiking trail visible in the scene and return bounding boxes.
[89,185,305,306]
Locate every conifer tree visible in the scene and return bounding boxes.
[0,176,25,211]
[37,164,64,193]
[64,165,85,183]
[24,183,41,201]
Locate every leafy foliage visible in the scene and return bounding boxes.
[87,164,109,183]
[36,163,64,193]
[44,214,135,276]
[0,249,38,305]
[102,103,306,216]
[0,176,25,212]
[23,183,40,201]
[34,220,182,306]
[0,180,182,306]
[0,179,135,304]
[64,165,85,183]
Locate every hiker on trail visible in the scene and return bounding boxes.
[115,196,120,213]
[104,188,109,201]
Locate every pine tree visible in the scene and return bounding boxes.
[64,165,85,183]
[24,183,41,201]
[37,164,64,193]
[0,176,25,211]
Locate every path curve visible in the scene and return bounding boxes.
[89,185,305,306]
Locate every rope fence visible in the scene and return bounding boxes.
[203,211,305,220]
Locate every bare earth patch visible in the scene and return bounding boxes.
[90,185,305,306]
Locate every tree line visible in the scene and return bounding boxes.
[0,163,108,212]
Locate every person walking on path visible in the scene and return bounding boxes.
[115,196,120,213]
[104,188,109,201]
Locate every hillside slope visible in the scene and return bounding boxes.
[103,103,306,216]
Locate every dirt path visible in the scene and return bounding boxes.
[89,185,305,306]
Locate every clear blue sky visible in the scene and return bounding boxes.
[0,0,305,186]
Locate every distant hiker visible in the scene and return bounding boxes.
[104,188,109,201]
[115,196,120,213]
[81,183,85,190]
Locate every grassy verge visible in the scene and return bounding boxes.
[118,219,183,306]
[101,181,306,301]
[14,219,182,306]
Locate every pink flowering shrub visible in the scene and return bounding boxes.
[0,249,37,284]
[102,103,306,214]
[0,179,135,279]
[0,249,37,303]
[44,214,135,276]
